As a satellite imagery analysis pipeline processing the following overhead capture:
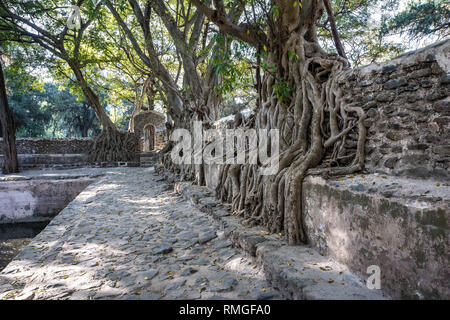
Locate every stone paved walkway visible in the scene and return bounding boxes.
[0,168,281,300]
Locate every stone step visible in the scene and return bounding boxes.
[255,242,385,300]
[301,174,449,299]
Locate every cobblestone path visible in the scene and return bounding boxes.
[0,168,281,300]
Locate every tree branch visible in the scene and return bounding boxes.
[323,0,349,64]
[189,0,266,48]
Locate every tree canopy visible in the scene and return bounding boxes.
[1,0,446,140]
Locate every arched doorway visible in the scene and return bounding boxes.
[143,124,156,151]
[132,110,165,153]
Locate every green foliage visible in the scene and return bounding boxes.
[382,0,450,39]
[273,79,294,103]
[6,79,101,137]
[212,36,255,96]
[0,41,46,92]
[7,89,52,137]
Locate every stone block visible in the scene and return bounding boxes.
[409,68,432,79]
[383,157,398,169]
[433,99,450,114]
[383,78,407,89]
[376,92,395,102]
[381,65,397,73]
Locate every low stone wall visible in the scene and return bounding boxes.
[172,178,388,300]
[0,138,93,154]
[0,138,94,169]
[133,110,166,152]
[340,40,449,179]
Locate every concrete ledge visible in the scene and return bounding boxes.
[0,178,95,223]
[172,177,388,300]
[17,154,88,164]
[303,175,449,299]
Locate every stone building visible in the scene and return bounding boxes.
[132,110,166,153]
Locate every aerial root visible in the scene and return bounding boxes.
[89,128,137,162]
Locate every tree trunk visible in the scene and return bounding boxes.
[0,62,19,174]
[147,80,155,111]
[80,123,89,137]
[69,62,137,162]
[323,0,349,62]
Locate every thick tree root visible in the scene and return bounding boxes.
[214,34,367,245]
[89,128,138,162]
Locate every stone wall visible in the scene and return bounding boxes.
[0,138,94,168]
[0,138,93,154]
[339,39,450,179]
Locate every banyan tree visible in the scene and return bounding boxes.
[189,0,367,244]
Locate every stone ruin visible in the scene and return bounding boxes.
[132,110,166,153]
[0,109,167,168]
